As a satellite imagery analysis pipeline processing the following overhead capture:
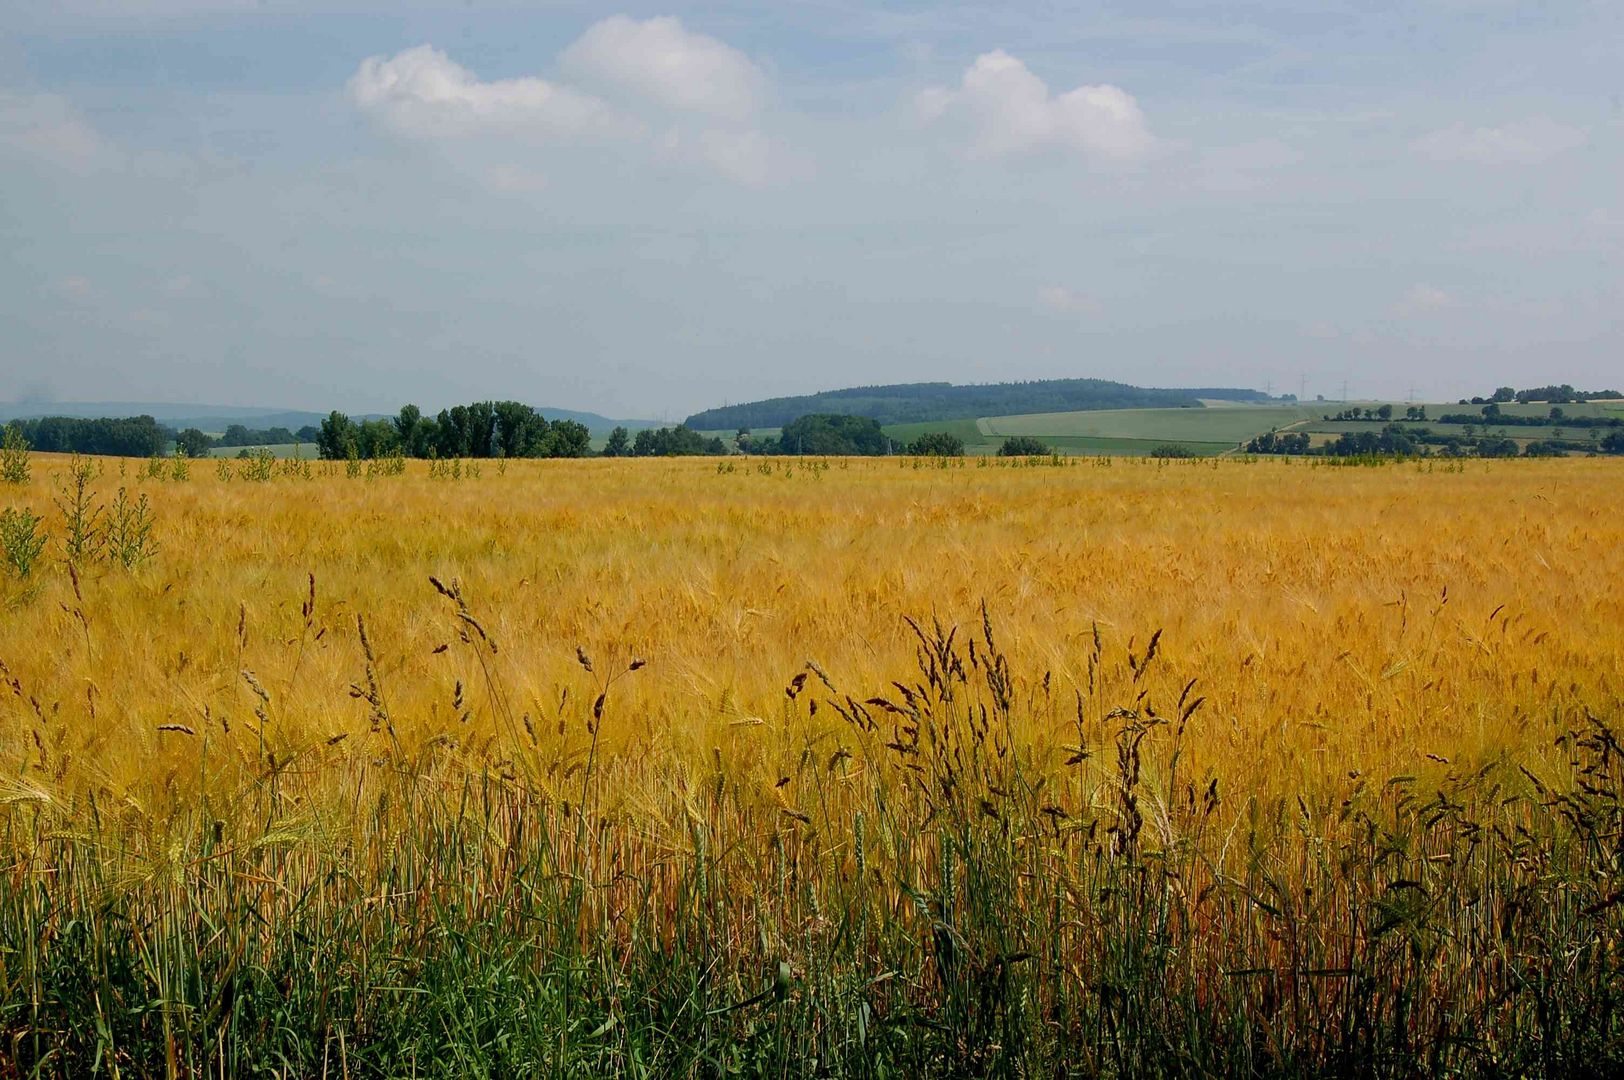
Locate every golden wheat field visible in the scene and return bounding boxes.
[2,451,1622,1075]
[3,454,1619,813]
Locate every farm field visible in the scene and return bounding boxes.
[979,403,1329,445]
[891,399,1624,457]
[884,406,1309,455]
[1,453,1622,1073]
[205,441,317,459]
[879,417,984,450]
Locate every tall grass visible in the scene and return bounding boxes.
[1,600,1620,1074]
[0,454,1621,1074]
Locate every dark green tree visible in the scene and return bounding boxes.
[394,405,426,455]
[907,431,965,456]
[175,428,214,458]
[538,419,591,458]
[317,411,359,460]
[778,414,891,455]
[998,436,1051,457]
[603,427,630,457]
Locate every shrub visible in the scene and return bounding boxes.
[907,431,966,456]
[997,435,1050,457]
[104,487,158,569]
[0,507,46,577]
[54,454,103,566]
[0,424,28,485]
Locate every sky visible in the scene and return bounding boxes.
[1,1,1620,420]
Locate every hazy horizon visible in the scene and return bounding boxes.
[3,2,1620,417]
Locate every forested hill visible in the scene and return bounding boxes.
[684,380,1273,430]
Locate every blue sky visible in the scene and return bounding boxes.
[2,2,1620,418]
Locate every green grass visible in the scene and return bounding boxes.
[980,404,1329,445]
[726,400,1621,459]
[882,418,989,451]
[1032,436,1234,456]
[881,421,1228,457]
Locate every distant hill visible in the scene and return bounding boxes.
[0,401,655,436]
[0,402,329,431]
[684,380,1275,430]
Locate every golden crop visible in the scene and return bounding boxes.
[2,452,1621,1074]
[1,454,1618,824]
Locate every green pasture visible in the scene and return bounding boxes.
[979,404,1327,445]
[205,443,316,460]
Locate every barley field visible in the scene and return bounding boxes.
[1,452,1621,1076]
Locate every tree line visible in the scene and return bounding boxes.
[685,379,1277,430]
[316,403,592,460]
[4,415,170,457]
[1247,423,1624,458]
[1461,384,1622,406]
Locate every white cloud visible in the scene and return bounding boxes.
[1036,285,1101,314]
[346,26,789,186]
[917,50,1155,163]
[1395,283,1455,314]
[1412,117,1586,165]
[0,90,111,172]
[347,44,634,139]
[561,16,766,121]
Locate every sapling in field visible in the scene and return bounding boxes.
[54,454,103,566]
[0,424,28,485]
[105,486,158,569]
[0,507,47,577]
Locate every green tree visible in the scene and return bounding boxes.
[631,426,727,456]
[907,431,966,456]
[538,419,591,458]
[175,428,214,459]
[356,419,400,459]
[317,411,359,460]
[492,401,544,458]
[778,414,891,455]
[603,427,630,457]
[1,423,30,484]
[394,405,425,455]
[998,436,1050,457]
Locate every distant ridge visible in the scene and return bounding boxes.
[0,401,657,436]
[685,379,1275,430]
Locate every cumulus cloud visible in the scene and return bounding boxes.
[917,50,1155,163]
[1412,117,1586,165]
[347,44,634,139]
[0,90,112,172]
[346,20,791,185]
[1036,285,1101,314]
[561,15,766,121]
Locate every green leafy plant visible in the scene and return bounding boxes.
[54,454,103,566]
[0,507,47,577]
[0,424,29,485]
[104,486,158,569]
[238,448,276,482]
